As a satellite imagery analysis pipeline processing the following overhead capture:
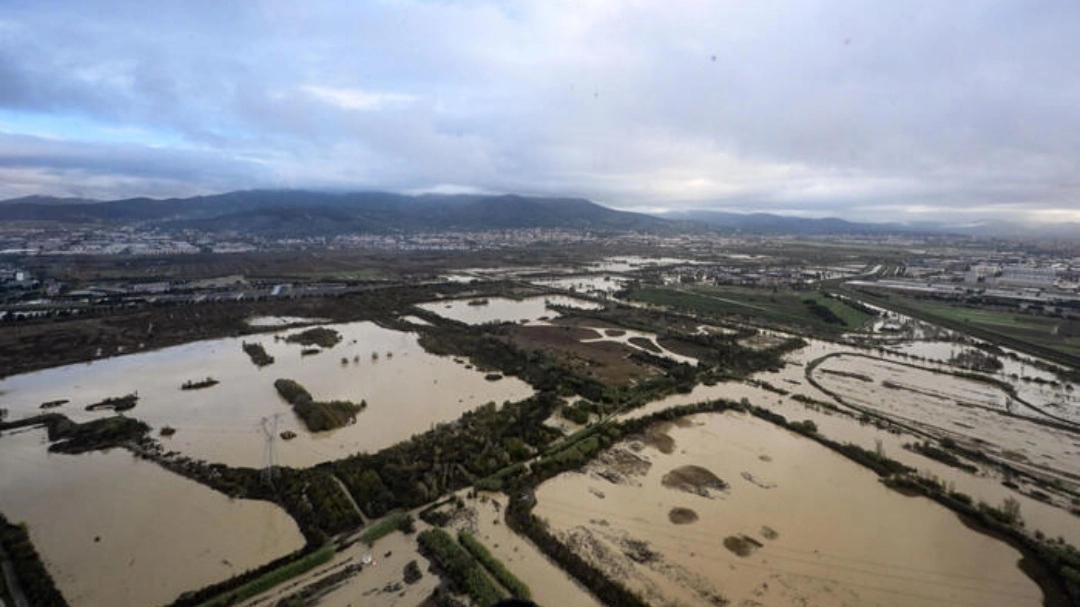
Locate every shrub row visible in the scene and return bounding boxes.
[417,528,505,607]
[458,531,531,599]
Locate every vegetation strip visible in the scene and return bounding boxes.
[358,511,411,546]
[417,528,506,607]
[241,341,274,367]
[283,327,342,348]
[458,531,532,599]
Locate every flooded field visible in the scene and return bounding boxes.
[885,340,1080,422]
[811,354,1080,483]
[620,338,1080,546]
[536,411,1043,607]
[0,321,533,467]
[246,315,328,327]
[0,428,304,607]
[236,526,438,607]
[238,490,603,607]
[531,274,628,296]
[580,327,697,365]
[417,295,602,325]
[585,256,701,272]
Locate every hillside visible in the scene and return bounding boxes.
[0,190,675,236]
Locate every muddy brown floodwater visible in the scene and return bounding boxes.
[417,295,602,325]
[537,410,1043,607]
[623,337,1080,546]
[812,354,1080,483]
[0,321,533,467]
[0,428,304,607]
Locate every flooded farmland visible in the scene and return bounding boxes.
[0,321,533,467]
[536,411,1044,607]
[530,274,628,296]
[0,428,304,607]
[811,353,1080,483]
[621,337,1080,546]
[580,326,698,365]
[416,295,602,325]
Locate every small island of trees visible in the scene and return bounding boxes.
[180,377,219,390]
[85,393,139,412]
[242,342,275,367]
[273,378,366,432]
[284,327,343,348]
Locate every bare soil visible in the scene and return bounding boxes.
[642,423,676,454]
[506,324,661,386]
[587,448,653,485]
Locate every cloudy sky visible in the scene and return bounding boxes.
[1,1,1078,223]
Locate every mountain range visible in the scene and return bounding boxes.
[1,190,1074,240]
[0,191,672,236]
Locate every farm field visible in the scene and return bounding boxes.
[628,285,873,333]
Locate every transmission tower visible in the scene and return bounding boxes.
[260,414,282,485]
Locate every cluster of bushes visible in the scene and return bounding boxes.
[662,330,802,376]
[475,463,527,493]
[283,327,342,348]
[84,393,138,412]
[1033,541,1080,603]
[273,379,365,432]
[458,531,531,599]
[358,511,413,546]
[47,415,149,454]
[950,348,1004,373]
[561,399,597,425]
[0,513,69,607]
[417,323,607,398]
[906,440,979,474]
[417,528,505,607]
[241,342,274,366]
[747,379,790,395]
[978,497,1024,526]
[531,434,608,480]
[181,377,219,390]
[830,441,912,476]
[329,393,562,518]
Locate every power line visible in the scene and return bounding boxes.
[259,414,282,485]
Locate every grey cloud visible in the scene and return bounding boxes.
[0,1,1078,222]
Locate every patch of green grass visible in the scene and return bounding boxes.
[629,286,870,332]
[903,299,1080,358]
